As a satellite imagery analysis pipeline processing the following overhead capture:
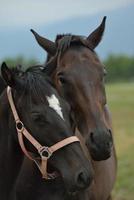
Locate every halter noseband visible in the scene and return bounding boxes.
[7,86,80,179]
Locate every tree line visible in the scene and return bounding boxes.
[104,54,134,82]
[1,54,134,83]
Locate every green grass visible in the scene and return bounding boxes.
[106,82,134,200]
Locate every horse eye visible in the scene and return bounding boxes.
[32,114,47,125]
[57,72,67,85]
[59,76,66,84]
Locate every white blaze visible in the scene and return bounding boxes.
[46,94,64,120]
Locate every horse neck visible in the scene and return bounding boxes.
[0,90,24,199]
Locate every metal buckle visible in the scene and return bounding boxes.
[39,146,52,159]
[16,120,24,132]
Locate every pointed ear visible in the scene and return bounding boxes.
[1,62,15,87]
[87,16,106,49]
[30,29,56,55]
[1,62,22,90]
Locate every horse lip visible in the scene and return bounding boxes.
[67,190,79,196]
[47,162,61,179]
[90,150,111,161]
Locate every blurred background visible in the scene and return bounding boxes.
[0,0,134,199]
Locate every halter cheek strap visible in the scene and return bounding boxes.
[7,86,80,179]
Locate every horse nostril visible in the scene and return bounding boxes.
[75,170,91,189]
[108,129,111,136]
[90,132,95,144]
[108,129,113,143]
[106,142,111,149]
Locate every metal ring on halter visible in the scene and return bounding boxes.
[38,146,53,159]
[16,120,24,132]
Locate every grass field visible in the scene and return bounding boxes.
[106,82,134,200]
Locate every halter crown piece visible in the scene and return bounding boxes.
[7,86,80,179]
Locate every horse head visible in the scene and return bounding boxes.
[1,62,93,194]
[31,17,113,161]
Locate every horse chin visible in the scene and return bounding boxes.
[86,136,112,161]
[67,190,79,197]
[90,149,111,161]
[66,185,89,197]
[47,165,81,195]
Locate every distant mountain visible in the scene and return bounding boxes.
[0,4,134,62]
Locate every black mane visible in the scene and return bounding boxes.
[12,65,55,105]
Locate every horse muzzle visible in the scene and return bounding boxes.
[86,128,113,161]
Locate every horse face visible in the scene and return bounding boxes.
[51,18,113,161]
[1,63,93,193]
[21,88,93,193]
[56,47,113,161]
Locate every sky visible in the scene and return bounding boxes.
[0,0,134,28]
[0,0,134,61]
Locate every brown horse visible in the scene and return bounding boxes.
[31,17,117,199]
[31,17,113,162]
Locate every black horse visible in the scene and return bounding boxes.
[0,63,93,200]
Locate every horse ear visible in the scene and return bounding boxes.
[87,16,106,49]
[30,29,56,56]
[1,62,15,87]
[1,62,21,89]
